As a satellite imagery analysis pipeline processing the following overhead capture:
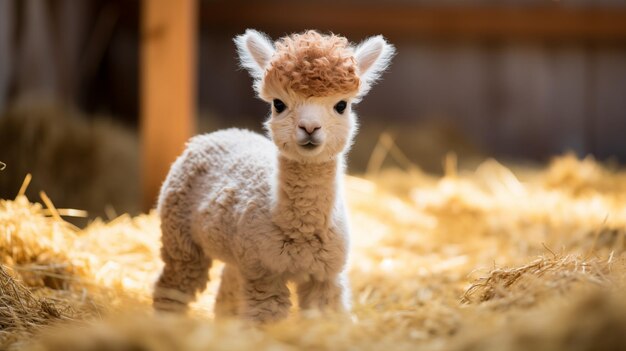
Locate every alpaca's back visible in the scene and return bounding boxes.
[182,128,275,195]
[157,128,275,262]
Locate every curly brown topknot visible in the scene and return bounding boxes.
[263,31,360,97]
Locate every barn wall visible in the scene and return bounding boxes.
[197,34,626,166]
[1,0,625,170]
[0,0,13,110]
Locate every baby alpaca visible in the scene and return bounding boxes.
[153,29,394,322]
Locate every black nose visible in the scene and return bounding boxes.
[299,125,320,135]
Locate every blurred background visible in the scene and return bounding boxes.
[0,0,625,221]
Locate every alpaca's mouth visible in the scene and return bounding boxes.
[297,136,322,151]
[300,142,319,150]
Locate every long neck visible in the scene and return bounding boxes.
[272,155,342,240]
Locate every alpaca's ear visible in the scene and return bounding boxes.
[354,35,395,97]
[234,29,275,79]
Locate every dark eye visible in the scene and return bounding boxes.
[334,100,347,114]
[273,99,286,113]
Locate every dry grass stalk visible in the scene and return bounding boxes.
[462,255,615,307]
[0,265,72,348]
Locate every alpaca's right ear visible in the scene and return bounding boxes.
[234,29,275,79]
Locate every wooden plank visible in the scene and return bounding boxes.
[202,3,626,42]
[547,47,587,156]
[17,0,59,98]
[592,49,626,161]
[0,0,14,110]
[141,0,196,210]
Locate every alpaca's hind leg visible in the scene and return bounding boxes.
[153,225,212,313]
[214,265,242,318]
[241,275,291,323]
[297,272,350,312]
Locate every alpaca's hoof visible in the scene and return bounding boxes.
[153,298,188,313]
[153,287,194,313]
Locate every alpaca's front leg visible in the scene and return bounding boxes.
[241,275,291,323]
[297,273,350,312]
[153,248,212,313]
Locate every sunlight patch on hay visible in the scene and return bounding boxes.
[0,196,81,288]
[544,154,626,197]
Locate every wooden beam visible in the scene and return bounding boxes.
[141,0,196,211]
[203,3,626,42]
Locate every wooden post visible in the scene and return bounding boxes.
[141,0,196,211]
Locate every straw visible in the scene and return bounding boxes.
[0,154,624,350]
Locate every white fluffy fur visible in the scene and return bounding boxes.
[153,30,394,323]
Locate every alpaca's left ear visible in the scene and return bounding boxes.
[234,29,275,80]
[354,35,395,97]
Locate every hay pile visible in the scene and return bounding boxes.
[0,154,625,350]
[0,102,140,222]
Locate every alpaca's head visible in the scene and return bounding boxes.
[235,30,394,163]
